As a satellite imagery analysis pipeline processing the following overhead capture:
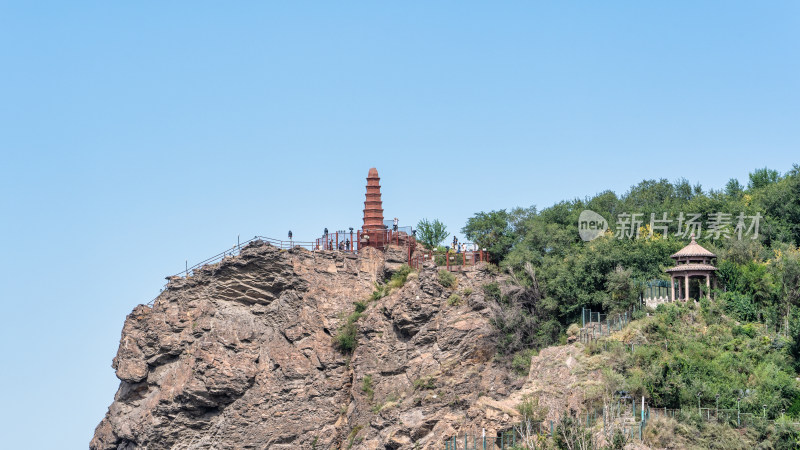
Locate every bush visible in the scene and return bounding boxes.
[511,348,537,376]
[333,321,358,353]
[447,293,461,306]
[413,376,436,390]
[387,264,413,290]
[483,282,502,302]
[516,395,547,421]
[720,291,758,322]
[354,301,367,313]
[371,265,417,301]
[733,323,757,338]
[462,287,473,296]
[438,269,456,288]
[567,323,580,337]
[370,284,389,301]
[333,311,363,353]
[361,375,374,401]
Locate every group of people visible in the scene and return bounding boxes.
[318,228,352,251]
[315,218,405,252]
[450,236,474,253]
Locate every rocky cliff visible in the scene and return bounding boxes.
[92,241,565,449]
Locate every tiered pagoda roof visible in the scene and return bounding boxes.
[362,167,384,231]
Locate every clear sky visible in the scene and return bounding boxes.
[1,2,798,448]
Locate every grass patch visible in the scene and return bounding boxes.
[361,375,374,401]
[370,393,399,413]
[413,375,436,390]
[462,287,473,296]
[438,269,457,288]
[511,348,538,376]
[371,264,416,301]
[387,264,413,289]
[447,293,461,306]
[346,425,363,449]
[482,282,501,302]
[333,310,363,353]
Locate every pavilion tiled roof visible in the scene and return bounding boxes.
[670,235,717,259]
[666,263,718,273]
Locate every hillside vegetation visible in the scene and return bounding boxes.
[463,165,800,355]
[461,165,800,447]
[589,301,799,448]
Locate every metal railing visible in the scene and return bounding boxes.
[410,246,489,271]
[578,305,642,344]
[145,235,326,306]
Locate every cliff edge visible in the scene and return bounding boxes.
[92,241,536,449]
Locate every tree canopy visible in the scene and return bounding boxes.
[415,218,449,249]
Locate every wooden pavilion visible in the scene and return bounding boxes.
[665,234,717,301]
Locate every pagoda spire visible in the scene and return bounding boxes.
[362,168,384,231]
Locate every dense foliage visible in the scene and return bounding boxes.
[465,164,800,443]
[464,164,800,352]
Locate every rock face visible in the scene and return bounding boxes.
[92,242,529,449]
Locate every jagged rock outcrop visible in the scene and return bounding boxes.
[92,241,530,449]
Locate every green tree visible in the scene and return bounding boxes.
[725,178,744,197]
[604,265,638,312]
[462,209,516,261]
[416,218,448,249]
[748,167,780,190]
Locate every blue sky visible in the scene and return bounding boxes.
[1,2,798,448]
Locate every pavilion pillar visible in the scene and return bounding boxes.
[706,274,711,299]
[685,275,690,302]
[671,276,676,302]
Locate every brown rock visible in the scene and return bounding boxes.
[92,241,537,449]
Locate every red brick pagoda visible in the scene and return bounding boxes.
[362,167,385,232]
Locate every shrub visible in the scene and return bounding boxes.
[354,301,368,313]
[333,310,363,353]
[346,425,364,449]
[511,348,537,376]
[733,323,757,338]
[361,375,374,401]
[370,284,389,301]
[447,293,461,306]
[333,321,358,353]
[372,265,416,300]
[413,376,435,390]
[483,282,501,301]
[516,395,547,421]
[567,323,580,337]
[462,287,473,296]
[388,264,413,289]
[438,269,456,288]
[720,291,758,322]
